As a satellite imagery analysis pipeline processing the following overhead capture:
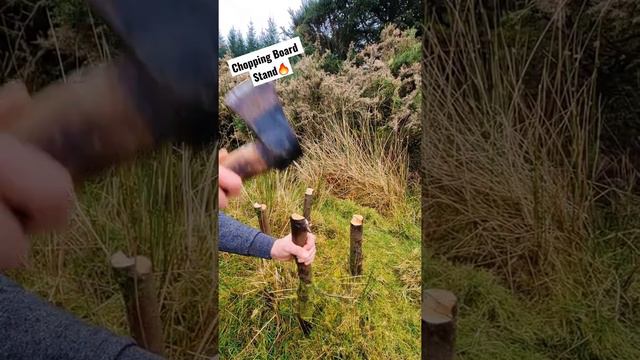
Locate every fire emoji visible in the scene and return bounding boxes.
[279,63,289,75]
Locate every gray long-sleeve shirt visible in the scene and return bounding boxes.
[0,275,163,360]
[219,212,275,259]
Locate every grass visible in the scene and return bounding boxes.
[220,171,420,359]
[422,1,640,359]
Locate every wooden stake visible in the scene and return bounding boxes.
[349,214,364,276]
[303,188,314,223]
[253,202,270,235]
[290,213,313,334]
[422,289,457,360]
[111,251,165,356]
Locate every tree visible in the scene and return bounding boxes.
[246,21,259,52]
[288,0,422,59]
[259,17,281,47]
[226,27,246,57]
[218,33,228,59]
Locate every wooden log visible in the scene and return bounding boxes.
[422,289,457,360]
[303,188,314,223]
[290,213,313,334]
[349,214,364,276]
[253,202,270,235]
[111,251,165,356]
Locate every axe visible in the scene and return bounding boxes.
[221,80,302,180]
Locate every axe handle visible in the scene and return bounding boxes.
[6,61,155,182]
[220,142,269,180]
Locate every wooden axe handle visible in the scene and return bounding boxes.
[220,142,269,180]
[5,63,155,182]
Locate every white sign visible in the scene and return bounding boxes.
[250,57,293,86]
[227,37,304,86]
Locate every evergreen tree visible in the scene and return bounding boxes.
[226,27,246,56]
[218,33,228,59]
[289,0,423,59]
[246,21,259,52]
[259,17,281,47]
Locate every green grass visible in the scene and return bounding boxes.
[220,180,421,359]
[425,233,640,360]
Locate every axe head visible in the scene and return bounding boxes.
[87,0,218,145]
[224,81,302,170]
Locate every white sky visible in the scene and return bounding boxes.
[220,0,303,39]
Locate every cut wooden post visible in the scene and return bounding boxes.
[422,289,457,360]
[111,251,165,356]
[303,188,314,223]
[349,214,364,276]
[290,213,313,335]
[253,202,270,235]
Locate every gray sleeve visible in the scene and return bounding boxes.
[0,275,162,360]
[219,212,275,259]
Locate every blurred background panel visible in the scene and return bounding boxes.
[422,1,640,359]
[1,1,219,358]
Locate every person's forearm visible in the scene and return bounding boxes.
[219,212,275,259]
[0,275,161,360]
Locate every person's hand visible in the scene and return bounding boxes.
[0,81,75,270]
[218,148,243,209]
[270,232,317,265]
[0,135,75,270]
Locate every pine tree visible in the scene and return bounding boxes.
[246,21,259,52]
[218,33,228,59]
[227,27,246,56]
[260,17,281,47]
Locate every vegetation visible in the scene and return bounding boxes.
[423,1,640,359]
[288,0,423,58]
[222,17,283,58]
[219,26,422,358]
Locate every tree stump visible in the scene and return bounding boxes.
[111,251,165,356]
[290,213,313,334]
[349,214,364,276]
[253,202,270,235]
[422,289,457,360]
[303,188,314,223]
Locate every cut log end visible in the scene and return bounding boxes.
[305,188,314,196]
[253,202,262,210]
[110,251,134,269]
[423,289,457,324]
[351,214,364,226]
[423,289,457,360]
[291,213,305,221]
[133,256,153,276]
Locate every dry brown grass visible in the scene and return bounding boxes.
[423,1,602,292]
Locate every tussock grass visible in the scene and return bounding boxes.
[424,0,600,293]
[298,118,409,215]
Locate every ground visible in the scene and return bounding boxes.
[220,185,421,359]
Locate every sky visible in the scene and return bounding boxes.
[219,0,303,39]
